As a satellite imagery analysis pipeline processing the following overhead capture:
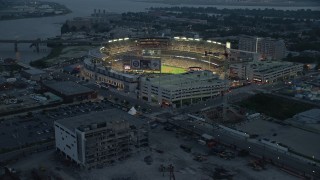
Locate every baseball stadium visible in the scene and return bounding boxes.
[98,37,227,75]
[82,37,229,99]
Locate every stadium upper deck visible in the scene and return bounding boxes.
[100,37,226,60]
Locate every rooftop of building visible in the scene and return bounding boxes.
[145,71,226,90]
[43,81,94,96]
[239,35,284,41]
[22,68,46,75]
[293,108,320,124]
[234,60,303,74]
[56,109,146,132]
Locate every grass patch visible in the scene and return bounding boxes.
[30,46,64,68]
[161,65,186,74]
[238,93,315,120]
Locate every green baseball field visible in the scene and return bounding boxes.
[161,65,186,74]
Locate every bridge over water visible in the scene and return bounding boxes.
[0,39,103,52]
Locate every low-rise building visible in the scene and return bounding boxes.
[293,109,320,124]
[42,81,97,102]
[230,61,303,83]
[21,68,48,81]
[54,110,149,168]
[140,71,228,108]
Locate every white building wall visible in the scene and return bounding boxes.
[140,77,226,105]
[230,62,303,82]
[54,122,79,163]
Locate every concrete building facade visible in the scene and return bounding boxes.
[54,110,149,168]
[238,36,286,60]
[83,58,139,92]
[140,71,228,108]
[230,61,303,83]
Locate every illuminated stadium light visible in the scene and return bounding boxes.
[195,38,200,41]
[108,40,112,43]
[181,37,187,40]
[118,38,124,41]
[212,41,217,44]
[200,59,219,67]
[124,37,129,40]
[188,38,194,41]
[99,47,105,51]
[226,42,231,49]
[207,40,212,43]
[217,42,222,45]
[174,37,180,40]
[113,39,118,42]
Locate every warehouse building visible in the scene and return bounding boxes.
[140,71,228,108]
[230,61,303,83]
[54,109,149,168]
[21,68,48,81]
[42,81,97,102]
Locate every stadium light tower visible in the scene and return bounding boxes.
[204,51,212,70]
[222,42,231,122]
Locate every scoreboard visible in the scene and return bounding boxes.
[130,58,161,71]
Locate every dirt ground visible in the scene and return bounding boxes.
[8,124,299,180]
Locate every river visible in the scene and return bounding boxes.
[0,0,319,63]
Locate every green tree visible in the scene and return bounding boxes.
[70,26,77,32]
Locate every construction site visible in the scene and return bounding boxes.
[202,105,246,124]
[5,121,300,180]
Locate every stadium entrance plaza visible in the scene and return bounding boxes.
[9,123,299,180]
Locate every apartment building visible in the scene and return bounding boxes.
[238,36,286,60]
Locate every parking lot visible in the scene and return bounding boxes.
[0,100,114,150]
